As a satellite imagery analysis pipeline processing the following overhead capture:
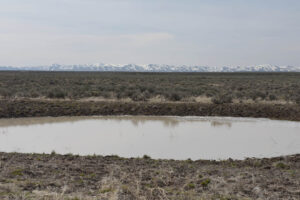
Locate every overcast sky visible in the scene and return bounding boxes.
[0,0,300,66]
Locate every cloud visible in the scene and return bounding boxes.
[0,17,175,65]
[0,0,300,66]
[124,33,174,46]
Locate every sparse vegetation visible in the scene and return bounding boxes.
[201,178,211,187]
[0,71,299,104]
[1,99,300,121]
[143,154,151,159]
[99,187,113,194]
[185,183,195,190]
[10,169,23,176]
[0,72,300,121]
[211,94,233,104]
[0,152,299,199]
[275,162,289,169]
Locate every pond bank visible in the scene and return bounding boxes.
[1,99,300,121]
[0,152,299,199]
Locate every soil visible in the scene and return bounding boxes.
[0,152,299,200]
[1,99,300,121]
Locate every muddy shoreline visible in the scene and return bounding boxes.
[1,99,300,121]
[0,152,299,199]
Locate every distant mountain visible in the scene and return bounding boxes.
[0,64,299,72]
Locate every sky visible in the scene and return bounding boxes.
[0,0,300,67]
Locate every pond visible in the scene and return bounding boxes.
[0,116,299,160]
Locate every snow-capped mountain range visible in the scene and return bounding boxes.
[0,64,299,72]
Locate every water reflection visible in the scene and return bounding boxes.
[210,121,232,128]
[0,116,181,128]
[0,115,260,129]
[123,116,180,128]
[0,116,90,127]
[0,116,299,160]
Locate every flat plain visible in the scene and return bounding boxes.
[0,71,300,103]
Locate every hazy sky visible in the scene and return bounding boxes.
[0,0,300,66]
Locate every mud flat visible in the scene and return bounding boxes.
[0,152,300,199]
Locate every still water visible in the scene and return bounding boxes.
[0,116,299,160]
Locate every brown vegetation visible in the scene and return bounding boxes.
[1,99,300,121]
[0,152,299,199]
[0,72,300,104]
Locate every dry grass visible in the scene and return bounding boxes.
[1,152,299,200]
[1,72,300,104]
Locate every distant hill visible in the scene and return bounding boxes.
[0,64,299,72]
